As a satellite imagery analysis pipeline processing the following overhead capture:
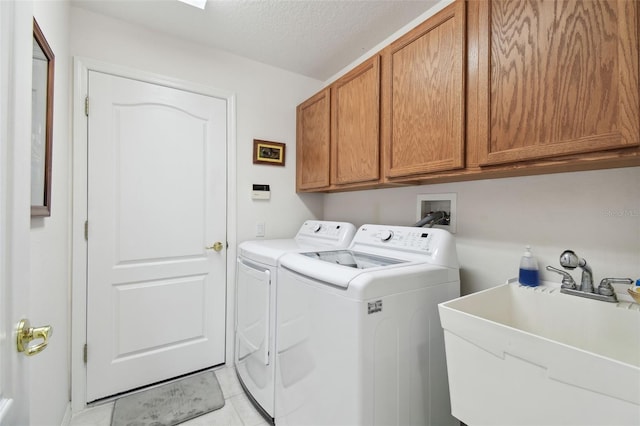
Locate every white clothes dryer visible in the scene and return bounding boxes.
[275,224,460,426]
[235,220,356,423]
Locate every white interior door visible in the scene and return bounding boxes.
[0,1,31,423]
[86,70,227,401]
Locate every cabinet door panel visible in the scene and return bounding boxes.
[331,56,380,185]
[296,88,331,190]
[477,0,639,165]
[382,1,466,179]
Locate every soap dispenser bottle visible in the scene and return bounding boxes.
[519,245,540,287]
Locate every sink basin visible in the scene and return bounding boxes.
[438,280,640,426]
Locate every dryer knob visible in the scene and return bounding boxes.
[313,223,322,233]
[380,230,394,242]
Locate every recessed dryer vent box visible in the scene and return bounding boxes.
[416,193,457,233]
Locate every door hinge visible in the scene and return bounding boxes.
[83,344,88,363]
[84,220,88,240]
[84,96,89,116]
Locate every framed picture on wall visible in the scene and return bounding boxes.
[31,18,55,217]
[253,139,285,166]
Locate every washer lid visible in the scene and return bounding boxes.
[280,250,417,288]
[302,250,406,269]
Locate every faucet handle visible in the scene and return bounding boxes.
[598,278,634,296]
[546,266,576,289]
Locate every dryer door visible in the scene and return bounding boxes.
[235,257,276,417]
[236,259,270,365]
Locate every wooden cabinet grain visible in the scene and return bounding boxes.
[296,88,331,190]
[381,0,466,180]
[331,56,380,186]
[470,0,640,166]
[296,57,381,192]
[295,0,640,193]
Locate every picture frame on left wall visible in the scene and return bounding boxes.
[31,18,54,217]
[253,139,285,166]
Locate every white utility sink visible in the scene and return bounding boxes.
[438,280,640,426]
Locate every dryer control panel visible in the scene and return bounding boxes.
[295,221,357,247]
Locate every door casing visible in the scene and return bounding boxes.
[70,57,237,412]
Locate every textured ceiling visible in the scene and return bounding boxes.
[70,0,439,81]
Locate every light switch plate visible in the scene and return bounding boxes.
[256,222,265,237]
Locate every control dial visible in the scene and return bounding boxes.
[312,223,322,233]
[379,230,394,242]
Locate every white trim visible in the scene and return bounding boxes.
[70,57,237,412]
[59,403,71,426]
[225,90,238,367]
[0,399,13,424]
[0,0,9,405]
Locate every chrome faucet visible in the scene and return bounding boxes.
[546,249,634,303]
[545,266,576,289]
[559,250,594,292]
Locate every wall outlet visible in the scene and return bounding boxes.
[416,193,457,233]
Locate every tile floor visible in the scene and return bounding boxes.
[69,365,270,426]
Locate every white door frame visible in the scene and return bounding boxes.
[71,57,237,412]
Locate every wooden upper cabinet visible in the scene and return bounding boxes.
[331,56,380,186]
[381,0,466,180]
[296,88,331,190]
[473,0,640,166]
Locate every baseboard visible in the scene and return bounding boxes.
[60,403,72,426]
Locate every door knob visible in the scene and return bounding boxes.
[17,319,52,356]
[206,242,224,252]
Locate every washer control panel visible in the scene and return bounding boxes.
[379,230,394,242]
[345,224,457,268]
[355,224,439,254]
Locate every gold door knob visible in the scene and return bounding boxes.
[17,319,52,356]
[206,242,224,252]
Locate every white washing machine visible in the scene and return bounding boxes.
[275,224,460,426]
[235,220,356,422]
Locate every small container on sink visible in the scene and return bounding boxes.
[518,245,539,287]
[628,279,640,303]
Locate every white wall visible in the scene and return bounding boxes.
[30,1,72,425]
[324,167,640,296]
[68,6,324,410]
[70,7,324,244]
